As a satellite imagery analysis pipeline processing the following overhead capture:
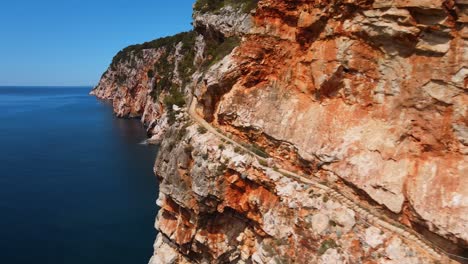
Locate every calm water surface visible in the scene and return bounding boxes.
[0,87,159,264]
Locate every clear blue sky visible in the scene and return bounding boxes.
[0,0,195,86]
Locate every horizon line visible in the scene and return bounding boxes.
[0,85,95,87]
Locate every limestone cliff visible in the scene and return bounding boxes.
[92,0,468,263]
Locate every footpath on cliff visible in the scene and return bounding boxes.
[187,93,468,264]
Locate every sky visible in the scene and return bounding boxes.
[0,0,195,86]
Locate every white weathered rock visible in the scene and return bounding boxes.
[373,0,445,9]
[385,237,406,261]
[451,67,468,89]
[312,213,330,234]
[422,81,461,105]
[331,207,356,233]
[149,235,182,264]
[193,5,253,37]
[453,123,468,146]
[319,248,347,264]
[416,33,452,54]
[365,226,386,248]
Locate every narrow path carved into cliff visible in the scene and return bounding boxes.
[186,96,468,263]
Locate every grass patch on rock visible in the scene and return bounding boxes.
[318,239,338,256]
[202,36,241,68]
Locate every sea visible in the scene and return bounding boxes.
[0,86,159,264]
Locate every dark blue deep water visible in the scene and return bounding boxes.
[0,87,159,264]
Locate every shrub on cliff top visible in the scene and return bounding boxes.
[146,31,197,100]
[110,31,197,71]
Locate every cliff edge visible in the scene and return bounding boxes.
[92,0,468,263]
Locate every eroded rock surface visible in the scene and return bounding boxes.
[92,0,468,262]
[151,116,440,263]
[213,0,468,249]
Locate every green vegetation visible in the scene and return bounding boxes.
[194,0,258,14]
[111,31,196,69]
[197,126,208,134]
[109,21,244,123]
[176,125,188,142]
[164,87,186,125]
[252,143,269,158]
[261,240,290,264]
[217,162,228,175]
[262,242,276,256]
[202,36,241,68]
[109,31,197,103]
[110,26,242,102]
[259,159,268,167]
[167,140,176,152]
[184,144,193,154]
[178,34,197,85]
[318,239,338,256]
[116,74,127,85]
[150,31,197,101]
[241,142,269,158]
[322,194,329,203]
[163,87,186,108]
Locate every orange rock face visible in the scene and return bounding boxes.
[152,122,452,263]
[93,0,468,262]
[208,0,468,248]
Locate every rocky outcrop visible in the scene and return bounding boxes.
[193,5,253,37]
[91,32,200,142]
[93,0,468,263]
[213,0,468,250]
[91,49,158,117]
[150,114,444,263]
[91,44,167,142]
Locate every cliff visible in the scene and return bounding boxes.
[92,0,468,263]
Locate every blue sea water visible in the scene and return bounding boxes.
[0,87,159,264]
